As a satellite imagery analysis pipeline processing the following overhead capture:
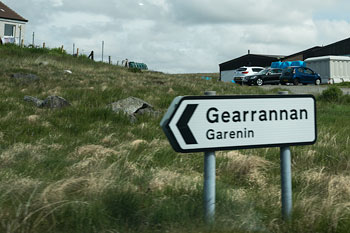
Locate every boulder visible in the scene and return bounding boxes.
[38,61,49,66]
[41,96,71,109]
[110,97,160,122]
[24,96,44,107]
[11,73,39,82]
[24,96,70,109]
[34,58,49,66]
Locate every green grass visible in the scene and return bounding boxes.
[334,81,350,87]
[0,44,350,232]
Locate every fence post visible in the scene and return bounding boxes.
[102,41,104,62]
[32,32,35,47]
[18,25,22,46]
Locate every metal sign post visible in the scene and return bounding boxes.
[279,91,292,220]
[280,146,292,220]
[203,91,216,224]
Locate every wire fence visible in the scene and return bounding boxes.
[1,33,148,69]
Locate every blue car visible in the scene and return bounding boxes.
[280,66,321,85]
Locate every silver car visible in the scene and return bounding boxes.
[233,66,265,84]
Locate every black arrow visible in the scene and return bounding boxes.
[176,104,198,144]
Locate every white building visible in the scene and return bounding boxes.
[305,56,350,84]
[0,1,28,45]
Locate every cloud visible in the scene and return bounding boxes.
[51,0,63,7]
[2,0,350,73]
[314,19,350,45]
[167,0,311,25]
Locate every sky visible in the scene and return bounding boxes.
[3,0,350,73]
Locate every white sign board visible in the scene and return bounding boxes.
[161,95,316,153]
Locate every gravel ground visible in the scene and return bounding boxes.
[259,85,350,95]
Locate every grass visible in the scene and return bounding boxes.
[0,44,350,232]
[334,81,350,87]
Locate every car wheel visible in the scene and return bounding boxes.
[302,83,307,85]
[280,81,286,85]
[256,78,263,86]
[315,78,321,85]
[293,78,299,85]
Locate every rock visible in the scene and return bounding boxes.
[24,96,44,107]
[110,97,153,115]
[39,61,49,66]
[35,58,49,66]
[24,95,70,109]
[41,96,70,109]
[27,115,40,122]
[11,73,39,82]
[110,97,160,122]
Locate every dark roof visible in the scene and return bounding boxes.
[318,37,350,51]
[0,1,28,22]
[220,37,350,72]
[282,46,322,60]
[308,37,350,58]
[219,53,285,71]
[219,53,284,66]
[283,37,350,61]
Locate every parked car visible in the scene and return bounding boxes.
[280,66,321,85]
[233,66,265,84]
[243,68,283,86]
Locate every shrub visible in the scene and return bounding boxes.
[319,86,343,102]
[128,67,142,73]
[49,47,67,55]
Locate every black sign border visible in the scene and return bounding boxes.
[164,94,317,153]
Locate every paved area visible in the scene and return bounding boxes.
[259,85,350,95]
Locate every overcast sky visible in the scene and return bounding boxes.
[3,0,350,73]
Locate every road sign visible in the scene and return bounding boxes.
[161,95,316,153]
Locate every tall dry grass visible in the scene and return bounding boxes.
[1,44,350,232]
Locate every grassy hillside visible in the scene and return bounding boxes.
[0,44,350,233]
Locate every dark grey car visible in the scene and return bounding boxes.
[243,68,283,86]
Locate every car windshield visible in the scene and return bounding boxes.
[258,69,269,75]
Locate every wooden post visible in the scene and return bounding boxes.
[109,56,111,64]
[21,39,24,47]
[43,42,45,48]
[18,25,22,46]
[102,41,104,62]
[61,45,64,53]
[76,48,79,57]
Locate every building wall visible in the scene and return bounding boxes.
[282,54,303,62]
[0,18,26,43]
